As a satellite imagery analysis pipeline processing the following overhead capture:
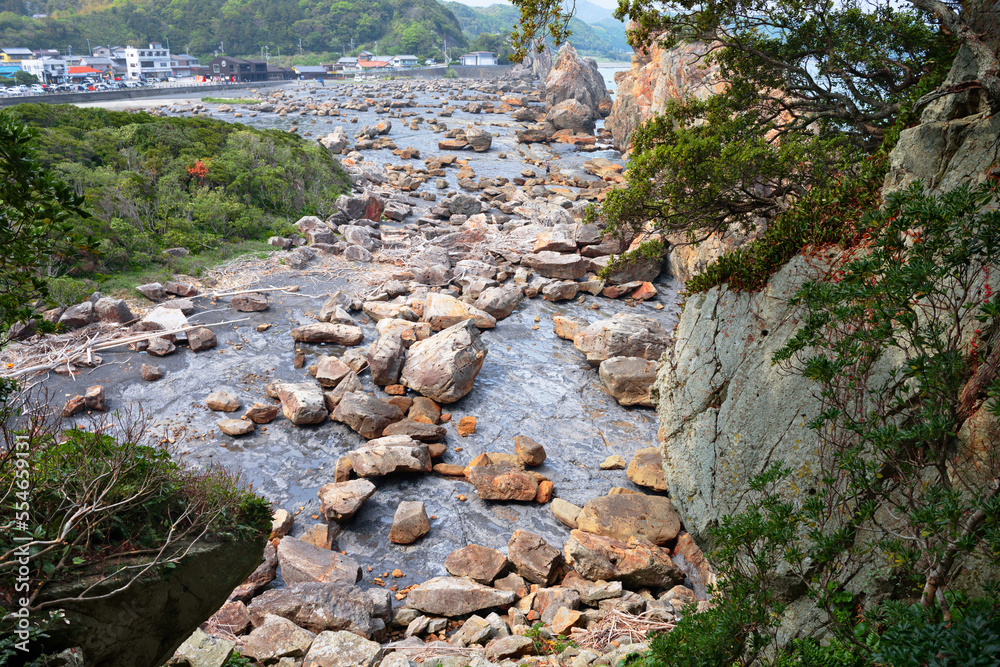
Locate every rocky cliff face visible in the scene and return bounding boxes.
[606,40,724,153]
[884,45,1000,195]
[652,254,832,545]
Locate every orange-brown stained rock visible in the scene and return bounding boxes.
[457,416,478,436]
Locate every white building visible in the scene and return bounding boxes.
[20,57,65,83]
[390,55,418,68]
[459,51,496,66]
[124,42,172,80]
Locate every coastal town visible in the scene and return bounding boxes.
[0,43,500,93]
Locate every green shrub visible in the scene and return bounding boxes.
[443,68,458,78]
[1,104,352,296]
[0,406,272,611]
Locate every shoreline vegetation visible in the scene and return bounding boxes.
[2,103,351,304]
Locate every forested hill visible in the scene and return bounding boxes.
[444,2,630,58]
[0,0,468,60]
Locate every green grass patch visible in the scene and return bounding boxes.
[201,97,261,104]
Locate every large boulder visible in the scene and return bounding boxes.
[400,320,488,404]
[544,42,609,118]
[422,293,496,331]
[318,479,377,521]
[575,493,681,545]
[508,530,564,586]
[573,314,671,365]
[347,436,432,477]
[546,98,597,134]
[332,391,404,438]
[599,357,658,407]
[247,583,392,639]
[276,537,362,586]
[276,383,330,425]
[563,530,684,588]
[406,577,517,617]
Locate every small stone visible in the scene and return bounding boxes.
[146,337,176,357]
[600,455,626,470]
[232,292,269,312]
[137,282,165,300]
[389,500,430,544]
[61,395,86,418]
[550,607,583,636]
[206,390,241,412]
[508,529,563,586]
[219,418,254,436]
[626,447,667,491]
[188,327,218,351]
[551,498,582,529]
[84,385,106,411]
[535,480,554,503]
[318,479,377,522]
[271,509,294,539]
[457,416,477,436]
[514,436,546,466]
[444,544,508,585]
[141,363,163,381]
[243,403,280,424]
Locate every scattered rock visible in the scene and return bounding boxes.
[247,583,392,639]
[348,436,432,477]
[231,293,269,312]
[507,530,563,586]
[241,614,315,662]
[451,615,492,647]
[599,357,658,407]
[302,630,381,667]
[552,314,590,341]
[276,383,330,425]
[564,530,684,588]
[457,416,477,436]
[626,447,667,491]
[318,479,377,522]
[137,283,166,301]
[514,436,546,466]
[84,385,106,411]
[422,293,496,331]
[276,537,362,586]
[551,498,582,529]
[188,327,218,351]
[291,323,365,345]
[141,363,163,381]
[389,500,430,544]
[206,390,240,412]
[573,314,671,365]
[243,403,280,424]
[600,455,626,470]
[468,465,539,501]
[576,493,681,545]
[444,545,508,585]
[406,577,516,617]
[400,320,488,404]
[486,635,535,661]
[381,419,447,442]
[146,337,176,357]
[367,333,406,386]
[333,391,405,438]
[219,418,254,436]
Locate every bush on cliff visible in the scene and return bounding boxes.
[2,104,351,296]
[634,180,1000,665]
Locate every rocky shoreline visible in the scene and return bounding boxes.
[6,44,715,667]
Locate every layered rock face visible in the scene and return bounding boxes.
[883,45,1000,195]
[652,254,831,545]
[606,40,724,153]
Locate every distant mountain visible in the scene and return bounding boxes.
[0,0,467,60]
[443,1,631,58]
[570,0,616,24]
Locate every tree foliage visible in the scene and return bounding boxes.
[635,181,1000,666]
[4,104,350,287]
[0,0,468,59]
[0,110,89,343]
